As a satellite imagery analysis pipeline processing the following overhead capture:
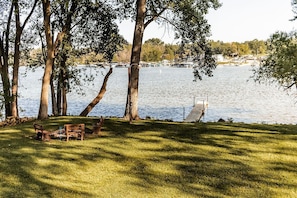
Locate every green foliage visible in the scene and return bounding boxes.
[144,38,164,45]
[253,31,297,91]
[31,0,125,99]
[168,0,221,80]
[210,40,266,56]
[142,42,164,62]
[115,0,222,79]
[50,0,123,62]
[163,44,178,60]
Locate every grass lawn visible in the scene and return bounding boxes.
[0,116,297,198]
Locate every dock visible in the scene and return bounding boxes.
[184,101,208,122]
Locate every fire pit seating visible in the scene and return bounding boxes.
[64,123,85,141]
[34,123,51,141]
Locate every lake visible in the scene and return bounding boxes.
[18,65,297,124]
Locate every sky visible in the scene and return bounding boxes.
[118,0,297,43]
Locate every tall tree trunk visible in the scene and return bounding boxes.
[62,84,67,115]
[11,1,22,118]
[0,3,13,118]
[57,72,62,115]
[124,0,146,121]
[0,60,11,118]
[0,53,11,118]
[11,31,21,117]
[55,3,77,116]
[80,67,113,116]
[61,63,67,116]
[50,27,58,116]
[38,0,54,119]
[50,72,58,115]
[12,0,38,117]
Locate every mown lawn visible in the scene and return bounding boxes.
[0,116,296,198]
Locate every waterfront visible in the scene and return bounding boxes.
[18,65,297,124]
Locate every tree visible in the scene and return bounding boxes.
[142,41,164,62]
[144,38,164,46]
[113,43,131,63]
[142,38,165,62]
[248,39,266,56]
[122,0,147,121]
[38,0,55,119]
[37,0,122,119]
[11,0,38,117]
[0,0,37,118]
[0,1,13,118]
[79,67,113,116]
[253,31,297,91]
[163,44,178,60]
[119,0,221,121]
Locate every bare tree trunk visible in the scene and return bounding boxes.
[124,67,131,120]
[50,26,58,116]
[38,0,54,119]
[57,72,62,115]
[80,67,113,116]
[50,73,58,115]
[0,59,11,118]
[0,49,12,118]
[11,0,38,118]
[11,2,22,118]
[62,70,67,115]
[11,31,21,117]
[124,0,146,121]
[0,3,13,118]
[60,52,68,116]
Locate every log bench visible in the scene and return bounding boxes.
[64,124,85,141]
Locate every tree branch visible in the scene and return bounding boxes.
[287,83,295,89]
[5,3,14,56]
[144,7,168,29]
[21,0,39,31]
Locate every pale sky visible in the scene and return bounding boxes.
[118,0,297,43]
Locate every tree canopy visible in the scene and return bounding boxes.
[116,0,222,120]
[253,31,297,91]
[252,0,297,92]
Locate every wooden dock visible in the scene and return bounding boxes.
[184,102,208,122]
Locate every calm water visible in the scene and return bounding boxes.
[18,65,297,124]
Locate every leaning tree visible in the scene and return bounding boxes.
[37,0,123,119]
[114,0,221,121]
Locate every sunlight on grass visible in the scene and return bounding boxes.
[0,117,296,197]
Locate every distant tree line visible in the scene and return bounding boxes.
[210,39,266,57]
[23,38,267,65]
[103,38,268,63]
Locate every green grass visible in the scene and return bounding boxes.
[0,116,297,198]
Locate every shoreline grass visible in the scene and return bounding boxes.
[1,116,297,197]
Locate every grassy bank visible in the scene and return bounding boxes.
[0,116,296,197]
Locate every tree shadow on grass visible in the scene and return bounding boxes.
[109,121,297,197]
[0,119,97,197]
[1,118,297,197]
